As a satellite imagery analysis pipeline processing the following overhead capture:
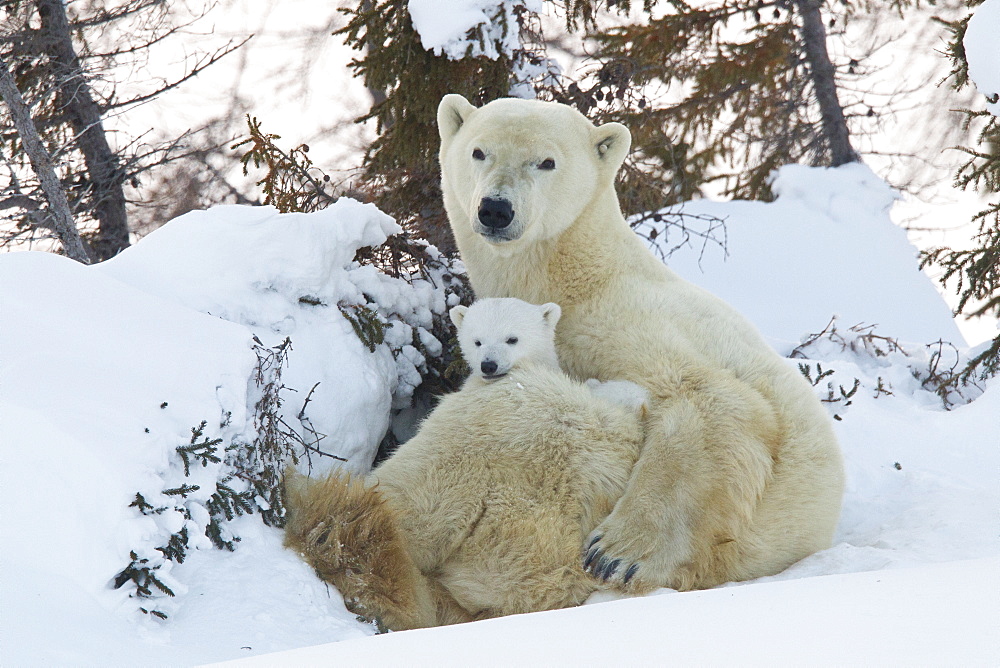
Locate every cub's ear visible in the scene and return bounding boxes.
[593,122,631,173]
[438,94,477,142]
[540,302,562,328]
[449,305,469,330]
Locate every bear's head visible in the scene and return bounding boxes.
[449,297,562,382]
[438,95,631,248]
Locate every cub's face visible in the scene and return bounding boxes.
[438,96,631,250]
[449,298,561,381]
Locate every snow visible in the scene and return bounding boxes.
[96,201,404,473]
[217,557,1000,667]
[640,163,966,351]
[407,0,541,60]
[964,0,1000,115]
[2,166,999,665]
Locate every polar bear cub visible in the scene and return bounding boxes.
[284,297,649,630]
[452,297,649,411]
[451,297,562,383]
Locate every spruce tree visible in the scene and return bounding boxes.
[921,0,999,381]
[336,0,523,251]
[553,0,884,207]
[335,0,895,246]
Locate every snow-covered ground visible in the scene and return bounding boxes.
[2,165,998,665]
[219,557,999,667]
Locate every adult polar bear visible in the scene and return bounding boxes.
[437,94,845,592]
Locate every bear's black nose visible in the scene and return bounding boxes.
[478,197,514,230]
[480,360,498,376]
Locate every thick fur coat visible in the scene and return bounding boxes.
[285,299,648,630]
[436,94,845,592]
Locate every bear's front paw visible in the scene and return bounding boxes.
[584,532,641,585]
[582,529,644,587]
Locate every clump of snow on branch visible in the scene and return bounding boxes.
[407,0,541,60]
[405,0,557,98]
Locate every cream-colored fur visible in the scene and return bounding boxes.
[285,298,648,629]
[437,94,845,592]
[451,297,562,383]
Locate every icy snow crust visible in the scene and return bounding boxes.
[2,167,998,664]
[964,0,1000,115]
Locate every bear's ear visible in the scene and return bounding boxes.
[593,122,631,172]
[449,305,468,330]
[540,302,562,329]
[438,94,477,142]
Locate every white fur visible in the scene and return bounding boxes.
[438,94,845,591]
[449,298,561,384]
[585,378,651,412]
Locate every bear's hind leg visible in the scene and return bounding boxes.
[283,471,439,630]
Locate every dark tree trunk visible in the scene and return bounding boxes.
[797,0,859,167]
[0,53,91,263]
[36,0,130,260]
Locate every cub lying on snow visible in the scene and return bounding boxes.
[284,298,649,630]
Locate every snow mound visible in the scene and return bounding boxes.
[964,0,1000,115]
[0,251,277,661]
[638,163,964,350]
[1,201,459,663]
[98,201,455,471]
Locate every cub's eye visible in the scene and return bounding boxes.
[472,148,486,161]
[538,158,556,170]
[506,337,518,345]
[474,340,482,347]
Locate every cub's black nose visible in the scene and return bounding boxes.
[478,197,514,230]
[481,360,499,376]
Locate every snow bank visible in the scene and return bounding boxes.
[0,251,264,661]
[0,201,459,663]
[98,201,453,472]
[964,0,1000,115]
[639,163,965,350]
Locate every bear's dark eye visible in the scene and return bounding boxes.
[506,337,518,345]
[474,340,482,347]
[539,158,556,170]
[472,148,486,161]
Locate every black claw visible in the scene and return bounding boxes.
[586,534,602,550]
[584,546,601,570]
[601,558,622,581]
[595,555,609,577]
[623,563,639,585]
